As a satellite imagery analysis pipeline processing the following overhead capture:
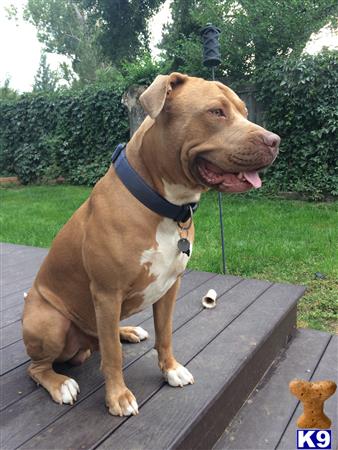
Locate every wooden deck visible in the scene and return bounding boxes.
[214,328,337,450]
[1,243,335,450]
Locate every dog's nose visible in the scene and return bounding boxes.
[261,131,281,150]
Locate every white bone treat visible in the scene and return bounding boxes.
[202,289,217,309]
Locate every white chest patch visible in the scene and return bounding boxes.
[139,219,191,309]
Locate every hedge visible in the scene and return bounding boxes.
[1,50,337,199]
[255,50,338,200]
[0,85,129,185]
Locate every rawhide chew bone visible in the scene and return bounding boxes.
[289,379,337,429]
[202,289,217,309]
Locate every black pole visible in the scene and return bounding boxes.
[201,24,226,274]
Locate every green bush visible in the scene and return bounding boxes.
[0,85,129,185]
[256,50,338,200]
[94,52,169,89]
[1,51,337,199]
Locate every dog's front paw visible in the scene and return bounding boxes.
[163,364,194,387]
[120,326,149,343]
[59,378,80,404]
[106,387,139,416]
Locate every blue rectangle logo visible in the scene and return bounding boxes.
[297,429,332,449]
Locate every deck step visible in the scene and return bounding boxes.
[93,283,303,450]
[214,329,337,450]
[2,244,307,450]
[4,280,304,450]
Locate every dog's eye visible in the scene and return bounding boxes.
[210,109,226,118]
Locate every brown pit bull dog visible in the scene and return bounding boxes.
[22,72,280,416]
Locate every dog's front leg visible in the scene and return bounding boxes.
[153,279,194,387]
[91,284,138,416]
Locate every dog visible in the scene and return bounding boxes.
[22,72,280,416]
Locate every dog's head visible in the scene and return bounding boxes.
[140,72,280,193]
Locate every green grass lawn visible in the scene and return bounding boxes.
[1,185,337,333]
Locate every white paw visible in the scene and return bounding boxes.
[123,399,139,416]
[23,292,28,299]
[134,327,149,341]
[164,365,195,387]
[107,393,139,416]
[60,378,80,405]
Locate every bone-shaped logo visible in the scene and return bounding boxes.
[289,379,337,429]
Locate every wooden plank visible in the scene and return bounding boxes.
[1,290,25,312]
[1,302,25,328]
[1,243,41,255]
[214,328,331,449]
[277,335,338,450]
[0,176,19,184]
[16,279,271,450]
[2,257,43,284]
[0,322,22,349]
[1,266,35,286]
[1,246,47,269]
[94,284,303,450]
[1,273,237,416]
[0,340,28,376]
[0,242,47,255]
[2,245,46,270]
[1,276,34,299]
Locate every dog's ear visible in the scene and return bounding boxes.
[139,72,188,119]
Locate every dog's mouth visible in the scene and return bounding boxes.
[196,158,262,193]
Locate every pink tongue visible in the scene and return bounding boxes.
[243,171,262,188]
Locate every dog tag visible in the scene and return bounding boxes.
[178,238,190,256]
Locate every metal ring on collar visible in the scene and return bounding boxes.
[177,206,194,231]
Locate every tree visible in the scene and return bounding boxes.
[23,0,101,84]
[161,0,338,83]
[33,52,59,92]
[82,0,165,63]
[0,78,19,101]
[22,0,165,83]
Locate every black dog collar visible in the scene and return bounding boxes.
[111,144,198,223]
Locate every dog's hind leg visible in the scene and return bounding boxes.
[67,348,92,366]
[22,288,80,405]
[119,326,149,343]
